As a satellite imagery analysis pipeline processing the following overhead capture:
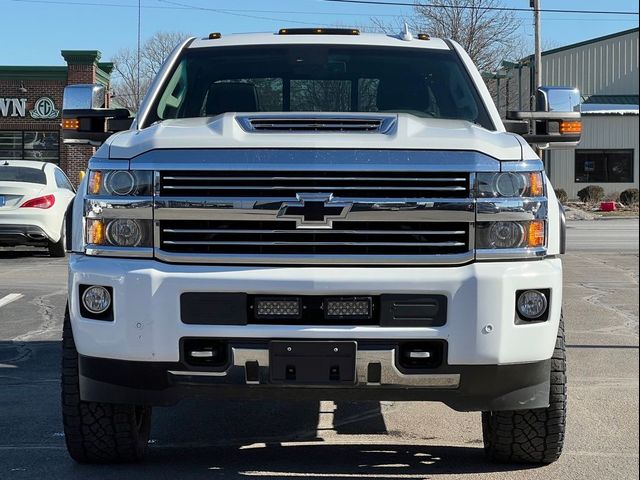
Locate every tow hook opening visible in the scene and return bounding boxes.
[182,339,228,368]
[398,341,445,369]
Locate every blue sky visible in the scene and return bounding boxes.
[0,0,638,66]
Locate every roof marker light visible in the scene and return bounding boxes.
[417,33,431,40]
[278,28,360,35]
[208,32,222,40]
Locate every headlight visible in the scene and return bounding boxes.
[87,219,152,248]
[487,221,526,248]
[477,172,544,198]
[84,169,153,256]
[476,220,545,249]
[87,170,153,196]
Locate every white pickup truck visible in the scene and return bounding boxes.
[60,28,581,465]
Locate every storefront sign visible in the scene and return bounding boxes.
[30,97,59,119]
[0,98,27,117]
[0,96,59,119]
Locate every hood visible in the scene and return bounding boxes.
[105,113,523,161]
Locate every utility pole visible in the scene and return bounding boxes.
[532,0,542,98]
[531,0,544,162]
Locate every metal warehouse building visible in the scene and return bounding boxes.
[498,28,639,200]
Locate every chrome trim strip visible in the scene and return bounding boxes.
[162,240,466,247]
[168,370,228,377]
[163,176,468,182]
[162,185,467,192]
[476,247,547,260]
[476,198,547,222]
[131,149,502,172]
[84,197,153,219]
[85,246,154,258]
[163,228,467,235]
[154,198,475,222]
[153,250,474,265]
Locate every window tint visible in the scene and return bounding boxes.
[54,169,74,191]
[575,150,634,183]
[148,46,493,129]
[0,166,47,184]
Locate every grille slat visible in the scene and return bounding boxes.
[159,220,470,256]
[160,170,470,199]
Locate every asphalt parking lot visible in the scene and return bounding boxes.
[0,218,638,480]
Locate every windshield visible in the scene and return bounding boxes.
[0,166,47,184]
[146,45,494,130]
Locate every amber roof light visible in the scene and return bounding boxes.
[278,28,360,35]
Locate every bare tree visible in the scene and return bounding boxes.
[373,0,521,72]
[110,31,190,112]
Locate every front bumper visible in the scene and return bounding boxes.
[69,254,561,409]
[68,254,562,365]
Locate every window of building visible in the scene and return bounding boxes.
[0,131,60,163]
[575,150,635,183]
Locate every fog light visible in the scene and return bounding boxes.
[255,297,301,319]
[517,290,548,319]
[324,297,372,320]
[82,286,112,314]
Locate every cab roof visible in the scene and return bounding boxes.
[188,31,451,51]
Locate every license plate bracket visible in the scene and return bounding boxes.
[269,341,357,385]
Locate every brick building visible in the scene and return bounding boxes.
[0,50,112,185]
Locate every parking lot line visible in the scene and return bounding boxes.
[0,293,24,309]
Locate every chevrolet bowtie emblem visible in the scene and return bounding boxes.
[277,193,351,229]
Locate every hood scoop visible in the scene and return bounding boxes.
[236,114,396,133]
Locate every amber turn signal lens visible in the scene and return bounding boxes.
[87,219,105,245]
[527,220,545,248]
[88,171,102,195]
[529,172,544,197]
[62,118,79,130]
[559,120,581,134]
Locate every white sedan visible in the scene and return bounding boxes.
[0,160,76,257]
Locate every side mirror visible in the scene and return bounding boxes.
[61,84,133,146]
[505,86,581,149]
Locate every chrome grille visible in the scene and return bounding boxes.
[159,171,470,199]
[159,220,470,256]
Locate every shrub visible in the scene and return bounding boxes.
[554,188,568,204]
[605,191,621,202]
[577,185,605,204]
[620,188,639,206]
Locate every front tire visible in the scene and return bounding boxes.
[61,306,152,463]
[481,318,567,464]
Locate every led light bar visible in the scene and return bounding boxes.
[324,297,372,320]
[254,297,302,320]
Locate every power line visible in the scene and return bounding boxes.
[318,0,640,16]
[6,0,640,20]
